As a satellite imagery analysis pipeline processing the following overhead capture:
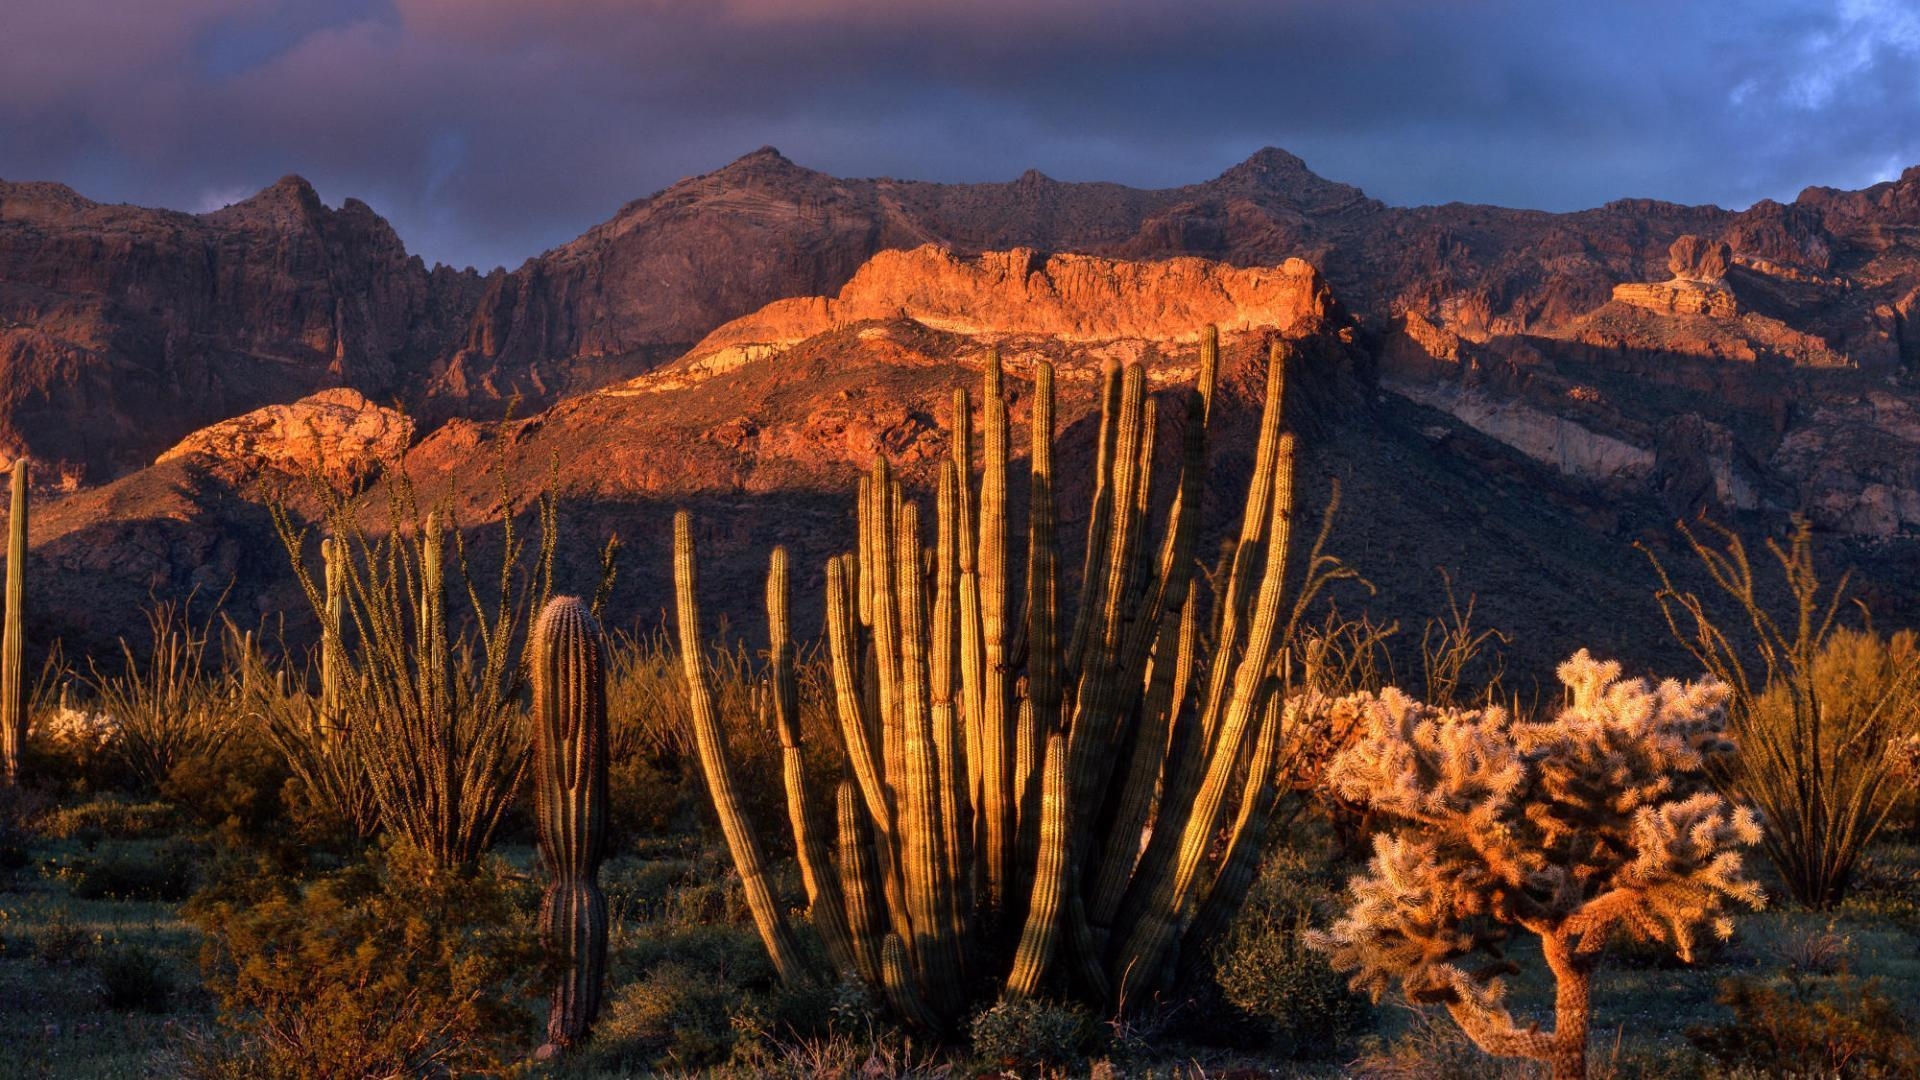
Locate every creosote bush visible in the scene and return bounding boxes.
[184,840,545,1079]
[968,996,1096,1073]
[1211,848,1371,1058]
[1688,971,1920,1079]
[1310,651,1765,1080]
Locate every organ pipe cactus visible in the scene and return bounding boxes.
[672,511,810,985]
[0,460,23,786]
[532,596,611,1058]
[319,536,344,739]
[678,330,1306,1027]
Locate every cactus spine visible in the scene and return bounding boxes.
[680,326,1304,1026]
[0,460,23,786]
[532,597,611,1058]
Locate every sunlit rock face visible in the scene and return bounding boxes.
[1612,236,1737,317]
[155,388,412,484]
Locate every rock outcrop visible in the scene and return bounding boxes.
[1611,235,1738,317]
[687,246,1333,359]
[0,176,482,480]
[155,388,412,483]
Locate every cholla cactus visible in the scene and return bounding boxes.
[1309,651,1765,1080]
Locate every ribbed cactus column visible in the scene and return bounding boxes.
[684,325,1309,1024]
[768,546,859,978]
[673,511,810,985]
[532,596,611,1058]
[319,536,344,742]
[0,459,23,786]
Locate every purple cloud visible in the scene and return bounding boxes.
[1,0,1915,271]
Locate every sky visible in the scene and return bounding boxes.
[3,0,1917,273]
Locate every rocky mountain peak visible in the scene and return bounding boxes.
[1209,146,1377,214]
[204,173,326,229]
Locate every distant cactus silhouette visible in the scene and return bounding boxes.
[531,596,611,1058]
[676,327,1312,1027]
[1309,652,1765,1080]
[1,460,25,786]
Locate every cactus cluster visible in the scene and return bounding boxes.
[531,596,612,1058]
[677,327,1306,1024]
[1,460,25,786]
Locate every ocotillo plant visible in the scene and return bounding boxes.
[0,460,24,786]
[531,596,611,1058]
[269,462,584,874]
[679,327,1316,1026]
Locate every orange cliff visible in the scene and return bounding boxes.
[685,245,1337,360]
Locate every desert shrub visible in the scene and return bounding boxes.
[95,942,176,1012]
[86,600,237,794]
[38,798,177,856]
[1212,849,1371,1058]
[586,959,743,1071]
[227,627,380,848]
[1646,517,1920,909]
[1351,1007,1539,1080]
[968,996,1097,1074]
[721,1004,943,1080]
[1688,972,1920,1078]
[604,628,832,845]
[0,781,48,871]
[35,905,95,966]
[185,841,544,1078]
[71,838,200,901]
[160,722,291,844]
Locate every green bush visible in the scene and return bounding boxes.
[586,959,744,1071]
[968,997,1097,1073]
[159,725,290,844]
[95,942,175,1012]
[184,841,544,1078]
[1212,849,1372,1057]
[1688,972,1920,1079]
[40,795,179,844]
[35,905,94,966]
[0,782,46,872]
[71,839,200,901]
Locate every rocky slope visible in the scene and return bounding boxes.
[0,176,483,481]
[10,148,1920,669]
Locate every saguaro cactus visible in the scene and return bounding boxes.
[532,596,612,1058]
[1,460,25,786]
[680,330,1307,1027]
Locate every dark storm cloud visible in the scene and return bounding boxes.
[2,0,1915,271]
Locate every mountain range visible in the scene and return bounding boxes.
[6,146,1920,672]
